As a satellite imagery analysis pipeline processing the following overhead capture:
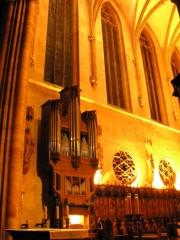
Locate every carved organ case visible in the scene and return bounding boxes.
[41,86,98,227]
[41,85,98,165]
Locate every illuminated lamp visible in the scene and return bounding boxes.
[94,162,102,184]
[171,73,180,98]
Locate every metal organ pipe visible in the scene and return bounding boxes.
[49,111,53,152]
[56,107,61,153]
[49,106,61,155]
[70,96,74,155]
[89,119,93,157]
[75,95,80,156]
[88,112,97,159]
[70,89,80,157]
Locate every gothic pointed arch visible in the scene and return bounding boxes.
[139,29,166,124]
[101,3,131,112]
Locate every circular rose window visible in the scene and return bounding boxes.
[159,160,175,187]
[113,150,136,185]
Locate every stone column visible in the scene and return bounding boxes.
[6,0,35,231]
[0,3,19,239]
[72,0,79,86]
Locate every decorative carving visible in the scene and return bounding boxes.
[97,125,102,136]
[92,184,180,228]
[112,150,136,185]
[138,95,144,107]
[88,36,94,41]
[30,56,34,65]
[71,156,81,169]
[26,106,34,121]
[159,159,175,187]
[23,128,35,174]
[145,139,154,186]
[90,76,97,87]
[50,187,61,205]
[56,173,61,190]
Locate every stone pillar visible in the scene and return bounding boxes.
[0,3,16,235]
[6,0,35,231]
[0,1,31,237]
[72,0,79,86]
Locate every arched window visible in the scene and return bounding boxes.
[44,0,72,87]
[101,3,131,111]
[140,31,163,123]
[171,49,180,104]
[171,49,180,77]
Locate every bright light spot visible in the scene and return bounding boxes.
[69,215,84,225]
[175,179,180,190]
[94,169,102,185]
[152,170,163,189]
[131,175,140,187]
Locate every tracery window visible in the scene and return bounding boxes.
[101,3,131,111]
[112,150,136,185]
[44,0,72,87]
[159,159,175,188]
[140,31,164,123]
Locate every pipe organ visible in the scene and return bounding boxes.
[40,86,99,228]
[41,86,98,167]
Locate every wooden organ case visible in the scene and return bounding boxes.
[40,86,99,229]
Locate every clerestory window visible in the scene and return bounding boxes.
[44,0,72,87]
[101,3,131,111]
[140,31,164,123]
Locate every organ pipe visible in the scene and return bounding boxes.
[82,111,97,159]
[49,104,61,158]
[70,86,80,156]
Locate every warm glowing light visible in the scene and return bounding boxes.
[131,176,140,187]
[152,170,163,189]
[94,161,102,184]
[175,179,180,190]
[94,169,102,184]
[69,215,84,225]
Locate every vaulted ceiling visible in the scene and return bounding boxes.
[92,0,180,59]
[116,0,180,50]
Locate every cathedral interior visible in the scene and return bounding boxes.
[0,0,180,240]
